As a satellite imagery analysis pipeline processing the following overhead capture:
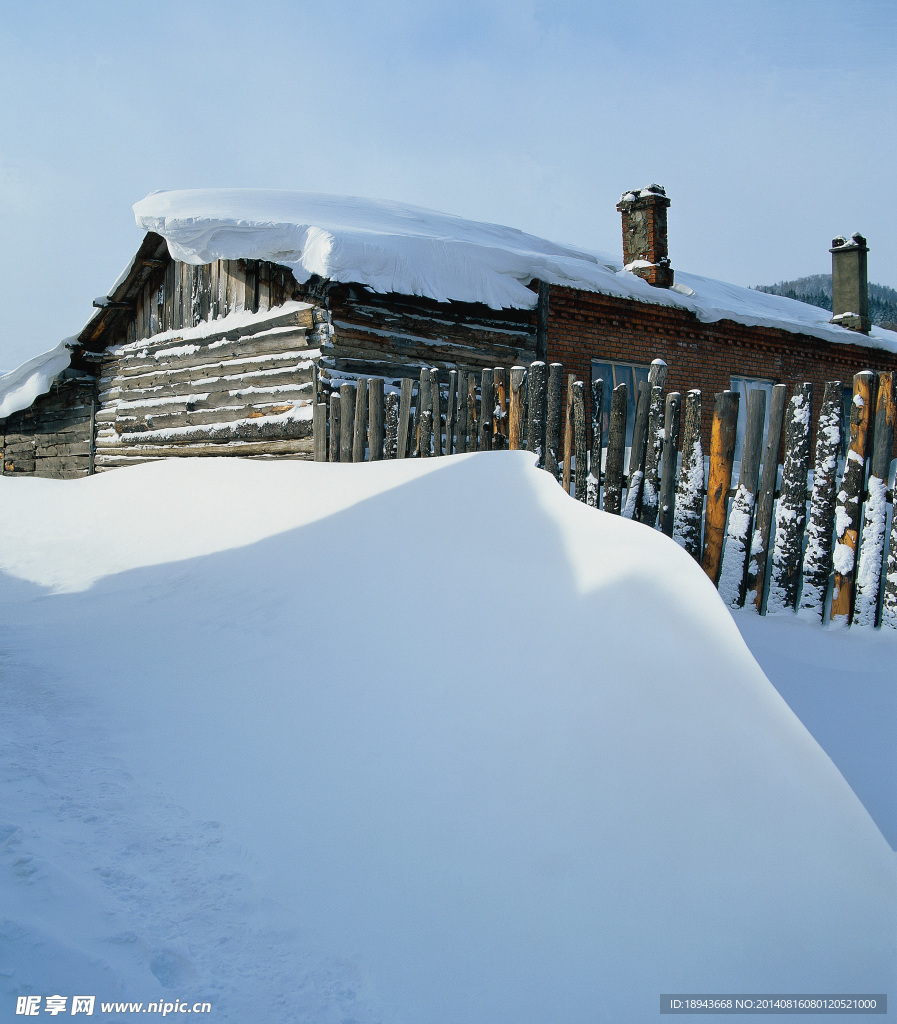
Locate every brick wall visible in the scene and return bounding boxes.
[545,284,897,456]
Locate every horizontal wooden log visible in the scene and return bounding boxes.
[94,437,315,460]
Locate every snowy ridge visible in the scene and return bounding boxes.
[135,188,897,352]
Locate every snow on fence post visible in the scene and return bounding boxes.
[479,368,494,452]
[329,393,341,462]
[798,381,844,619]
[562,374,575,494]
[638,384,665,527]
[622,380,651,519]
[830,371,875,625]
[587,377,604,509]
[573,380,587,503]
[717,388,766,607]
[509,367,526,451]
[493,367,508,451]
[397,377,413,459]
[672,390,704,559]
[430,369,442,457]
[603,383,629,515]
[526,361,547,467]
[352,378,368,463]
[659,392,682,538]
[455,370,468,454]
[340,383,356,464]
[854,371,896,626]
[766,383,813,614]
[700,390,739,585]
[313,403,327,462]
[467,373,479,452]
[545,363,564,481]
[384,391,399,459]
[744,384,788,613]
[368,379,384,461]
[445,371,457,456]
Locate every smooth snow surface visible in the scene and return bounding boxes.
[0,341,71,419]
[135,188,897,352]
[0,454,893,1024]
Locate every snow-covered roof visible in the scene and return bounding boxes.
[0,340,73,420]
[135,188,897,353]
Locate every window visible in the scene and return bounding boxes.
[591,360,649,449]
[730,375,775,469]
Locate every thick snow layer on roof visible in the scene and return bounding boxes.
[136,188,897,353]
[0,340,72,419]
[0,453,893,1022]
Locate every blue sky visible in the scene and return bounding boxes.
[1,0,895,370]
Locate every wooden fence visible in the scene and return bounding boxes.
[311,360,897,630]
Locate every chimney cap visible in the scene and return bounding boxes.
[831,232,868,252]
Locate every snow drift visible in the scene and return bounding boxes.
[0,452,893,1023]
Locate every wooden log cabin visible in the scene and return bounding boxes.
[2,186,896,478]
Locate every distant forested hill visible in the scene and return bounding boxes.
[754,275,897,328]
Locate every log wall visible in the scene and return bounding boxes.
[1,379,96,478]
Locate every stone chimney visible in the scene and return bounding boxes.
[616,184,673,288]
[830,232,870,334]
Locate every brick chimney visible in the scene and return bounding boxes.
[830,232,870,334]
[616,184,673,288]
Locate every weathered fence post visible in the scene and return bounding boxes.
[672,390,703,559]
[744,383,788,613]
[717,388,766,607]
[623,380,651,519]
[396,377,413,459]
[384,391,399,459]
[526,361,547,467]
[479,368,494,452]
[340,383,356,464]
[767,383,813,613]
[446,370,457,456]
[545,363,564,481]
[509,366,526,451]
[455,370,468,454]
[603,383,628,516]
[562,374,575,494]
[352,378,368,462]
[493,367,508,450]
[587,377,603,509]
[830,371,875,624]
[659,391,682,537]
[430,368,442,457]
[638,384,665,527]
[419,408,432,457]
[798,381,844,618]
[573,380,587,502]
[368,378,384,461]
[313,402,327,462]
[329,392,341,462]
[701,391,739,585]
[467,373,479,452]
[415,368,431,457]
[854,371,895,625]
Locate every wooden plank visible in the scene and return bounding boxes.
[455,370,468,454]
[416,368,432,457]
[701,390,739,585]
[397,377,413,459]
[340,383,356,464]
[209,260,220,321]
[562,374,575,494]
[368,378,384,461]
[313,402,327,461]
[525,361,546,467]
[767,384,814,613]
[353,378,368,462]
[445,370,457,456]
[658,392,681,537]
[572,380,587,502]
[545,363,563,480]
[467,373,479,452]
[603,383,628,516]
[419,408,432,458]
[672,390,704,560]
[638,384,665,526]
[830,371,875,624]
[745,384,788,613]
[623,380,651,519]
[717,388,766,607]
[430,368,442,456]
[385,390,399,459]
[799,381,844,619]
[493,367,507,451]
[479,368,494,452]
[509,366,526,452]
[587,376,603,509]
